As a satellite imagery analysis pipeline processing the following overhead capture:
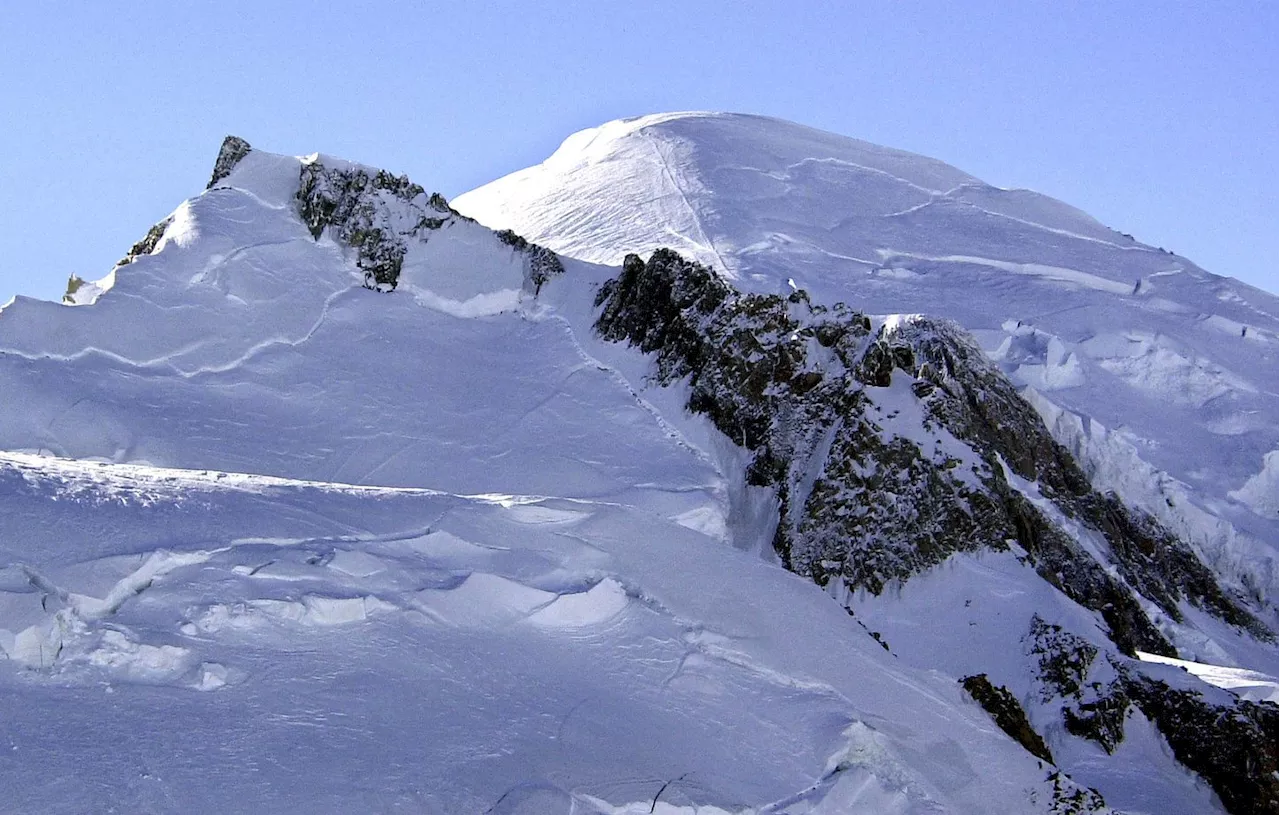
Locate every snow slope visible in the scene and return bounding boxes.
[0,142,1122,814]
[3,451,1086,814]
[455,112,1280,610]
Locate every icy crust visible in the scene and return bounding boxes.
[1136,650,1278,703]
[1027,387,1279,610]
[1230,449,1280,520]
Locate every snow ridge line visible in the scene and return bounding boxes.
[0,284,360,378]
[874,249,1137,297]
[0,450,604,509]
[882,190,1153,254]
[785,155,948,197]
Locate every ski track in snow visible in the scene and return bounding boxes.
[540,310,724,480]
[642,127,737,279]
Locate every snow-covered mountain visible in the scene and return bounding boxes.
[456,112,1280,616]
[0,128,1274,814]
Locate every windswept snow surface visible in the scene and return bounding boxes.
[455,111,1280,610]
[0,451,1073,814]
[0,146,1104,813]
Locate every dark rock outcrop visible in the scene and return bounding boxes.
[207,135,252,189]
[877,318,1268,643]
[295,163,429,291]
[294,160,562,295]
[61,275,86,304]
[591,247,1277,812]
[114,216,173,269]
[496,229,564,294]
[1122,674,1277,815]
[960,673,1055,764]
[1026,615,1099,702]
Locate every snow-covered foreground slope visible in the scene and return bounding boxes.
[455,112,1280,612]
[0,142,1111,814]
[2,452,1083,814]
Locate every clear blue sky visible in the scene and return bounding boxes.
[2,1,1276,301]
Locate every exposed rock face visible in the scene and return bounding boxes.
[296,162,430,291]
[496,229,565,294]
[1023,604,1278,814]
[593,249,1264,653]
[1121,675,1277,815]
[113,216,173,270]
[207,135,252,189]
[880,318,1269,642]
[960,673,1054,764]
[62,215,171,306]
[1026,615,1099,703]
[64,137,247,305]
[61,275,87,305]
[294,161,562,294]
[1042,772,1108,815]
[1062,659,1276,815]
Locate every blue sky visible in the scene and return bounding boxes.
[2,1,1276,301]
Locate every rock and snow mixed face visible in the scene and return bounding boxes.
[0,128,1274,814]
[455,111,1280,614]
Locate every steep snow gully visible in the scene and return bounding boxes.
[0,124,1275,814]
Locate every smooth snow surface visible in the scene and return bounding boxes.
[456,111,1280,610]
[0,147,1102,813]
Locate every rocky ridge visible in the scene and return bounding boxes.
[208,135,564,295]
[591,247,1276,814]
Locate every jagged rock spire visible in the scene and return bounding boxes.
[207,135,252,189]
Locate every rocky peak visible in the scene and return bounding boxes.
[207,135,253,189]
[294,158,562,294]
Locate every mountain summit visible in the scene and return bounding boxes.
[457,111,1279,612]
[456,111,1267,305]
